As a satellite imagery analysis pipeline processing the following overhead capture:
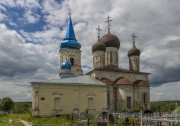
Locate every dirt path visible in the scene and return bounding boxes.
[20,120,32,126]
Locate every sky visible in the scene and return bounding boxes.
[0,0,180,102]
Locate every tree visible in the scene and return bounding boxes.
[134,103,142,112]
[0,98,2,110]
[1,97,14,112]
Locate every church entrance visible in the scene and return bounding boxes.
[54,97,61,110]
[88,97,94,110]
[53,97,61,116]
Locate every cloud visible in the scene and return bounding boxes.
[0,0,180,101]
[151,81,180,101]
[0,23,60,101]
[0,80,31,102]
[141,36,180,85]
[0,24,40,77]
[24,10,40,24]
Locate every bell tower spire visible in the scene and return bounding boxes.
[65,15,76,40]
[59,10,83,78]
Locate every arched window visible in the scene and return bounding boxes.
[70,58,74,66]
[110,52,113,64]
[143,93,146,104]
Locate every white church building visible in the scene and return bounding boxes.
[31,14,150,117]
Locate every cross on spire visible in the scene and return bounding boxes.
[105,15,112,33]
[96,26,102,39]
[68,7,72,16]
[131,33,137,43]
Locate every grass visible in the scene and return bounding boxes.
[0,114,76,126]
[0,114,24,126]
[0,114,138,126]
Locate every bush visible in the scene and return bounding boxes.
[1,97,14,113]
[12,102,31,114]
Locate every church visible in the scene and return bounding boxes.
[31,14,150,117]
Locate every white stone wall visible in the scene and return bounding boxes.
[129,55,140,72]
[93,51,105,69]
[60,48,83,76]
[105,47,118,67]
[93,70,148,82]
[31,83,107,117]
[90,70,150,112]
[32,84,39,116]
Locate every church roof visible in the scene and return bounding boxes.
[114,77,132,85]
[128,42,140,57]
[92,39,106,52]
[100,33,120,49]
[31,75,106,86]
[65,16,76,39]
[60,16,81,50]
[86,66,150,75]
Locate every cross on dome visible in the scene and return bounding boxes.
[96,26,102,39]
[68,7,72,16]
[105,15,112,33]
[131,33,137,43]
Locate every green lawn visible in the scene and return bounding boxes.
[0,114,133,126]
[0,114,24,126]
[0,114,72,126]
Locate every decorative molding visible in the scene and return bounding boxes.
[87,92,96,98]
[53,91,63,98]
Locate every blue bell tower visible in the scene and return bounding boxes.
[60,16,81,50]
[59,15,83,78]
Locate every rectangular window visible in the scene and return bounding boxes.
[127,97,131,109]
[41,97,45,100]
[143,93,146,104]
[88,97,94,110]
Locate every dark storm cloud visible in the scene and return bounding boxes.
[112,0,180,87]
[141,38,180,86]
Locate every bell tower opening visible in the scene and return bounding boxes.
[70,58,74,66]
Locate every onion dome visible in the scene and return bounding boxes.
[61,60,71,69]
[92,39,106,52]
[100,33,120,49]
[128,42,141,57]
[60,16,81,50]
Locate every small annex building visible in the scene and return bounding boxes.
[31,75,107,116]
[31,14,150,117]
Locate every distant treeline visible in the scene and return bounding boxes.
[12,102,31,114]
[150,101,180,112]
